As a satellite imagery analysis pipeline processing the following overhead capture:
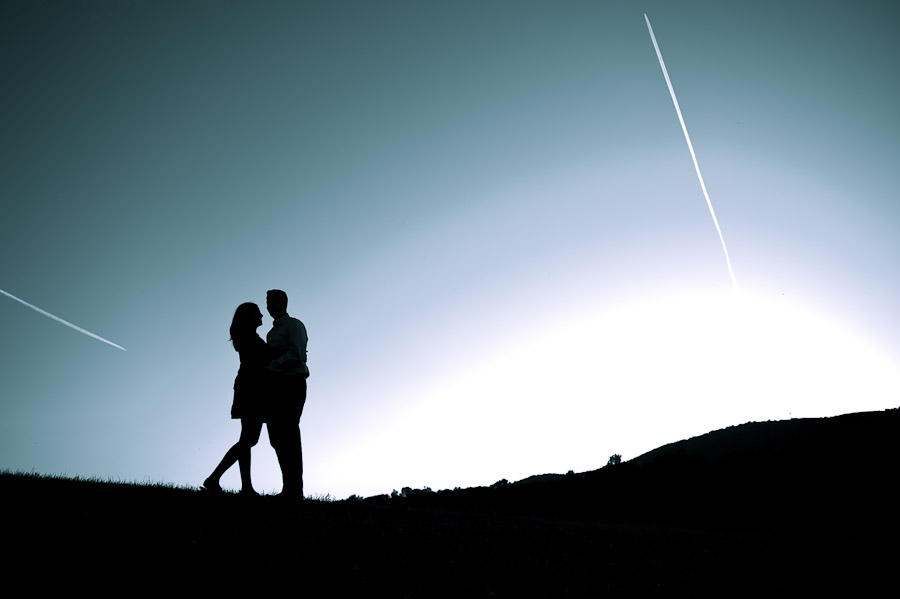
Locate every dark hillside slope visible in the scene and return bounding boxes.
[4,471,896,596]
[495,409,900,533]
[4,409,899,595]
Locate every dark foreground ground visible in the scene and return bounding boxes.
[3,471,896,597]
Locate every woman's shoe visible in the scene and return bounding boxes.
[201,477,223,493]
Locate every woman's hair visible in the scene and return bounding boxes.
[229,302,260,351]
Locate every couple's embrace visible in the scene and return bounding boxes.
[204,289,309,500]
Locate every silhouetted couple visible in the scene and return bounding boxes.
[204,289,309,500]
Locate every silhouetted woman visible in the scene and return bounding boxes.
[203,302,273,495]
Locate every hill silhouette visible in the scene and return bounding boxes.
[473,408,900,533]
[5,409,898,596]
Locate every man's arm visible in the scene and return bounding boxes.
[269,320,308,375]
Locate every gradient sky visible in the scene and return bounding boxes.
[2,0,899,499]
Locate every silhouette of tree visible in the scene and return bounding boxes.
[398,486,434,499]
[607,454,622,466]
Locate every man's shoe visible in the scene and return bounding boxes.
[274,490,304,502]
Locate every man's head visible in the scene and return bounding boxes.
[266,289,288,319]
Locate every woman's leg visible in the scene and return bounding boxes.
[206,444,240,490]
[205,419,261,490]
[237,419,262,493]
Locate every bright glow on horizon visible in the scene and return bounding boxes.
[321,290,900,496]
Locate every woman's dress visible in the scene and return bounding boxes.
[231,334,272,421]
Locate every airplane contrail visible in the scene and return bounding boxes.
[644,13,740,290]
[0,287,127,351]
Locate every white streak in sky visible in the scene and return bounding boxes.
[0,288,127,351]
[644,14,739,290]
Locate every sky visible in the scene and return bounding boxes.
[2,0,899,499]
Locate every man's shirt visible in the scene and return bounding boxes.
[267,313,309,377]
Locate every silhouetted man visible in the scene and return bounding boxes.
[265,289,309,500]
